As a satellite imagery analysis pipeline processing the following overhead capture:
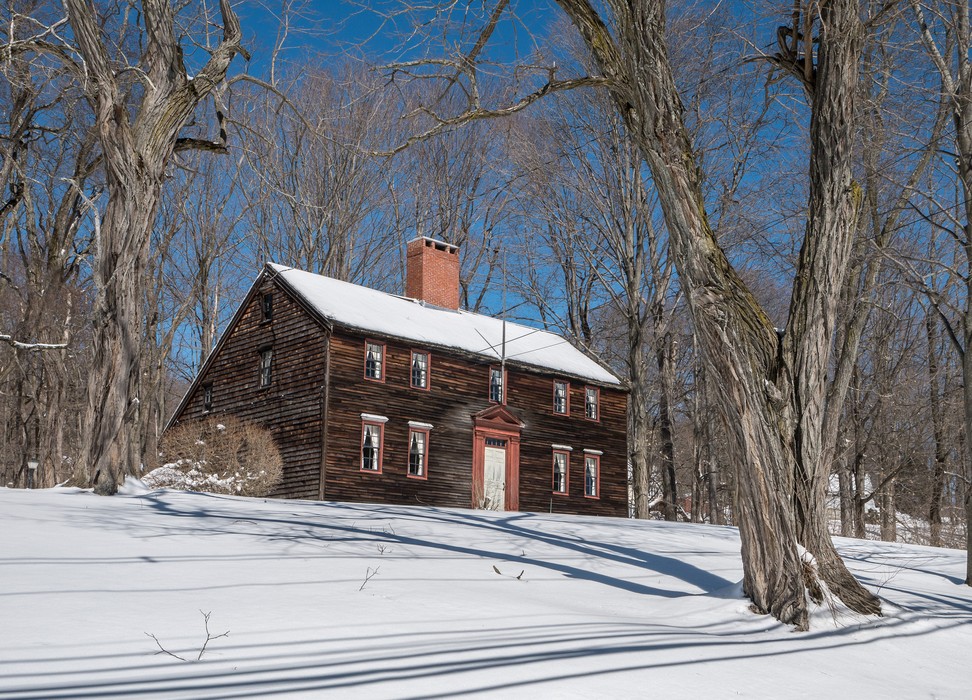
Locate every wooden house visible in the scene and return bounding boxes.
[167,237,628,516]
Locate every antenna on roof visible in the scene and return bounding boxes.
[500,248,507,373]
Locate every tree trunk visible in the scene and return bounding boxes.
[628,322,651,519]
[838,458,853,537]
[927,312,947,547]
[80,184,156,492]
[554,0,880,625]
[656,329,678,520]
[879,474,896,542]
[64,0,245,491]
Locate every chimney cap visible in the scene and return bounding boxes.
[407,236,459,255]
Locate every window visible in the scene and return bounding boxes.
[584,453,600,498]
[361,420,384,472]
[411,351,429,390]
[552,450,569,494]
[261,292,273,322]
[408,428,429,478]
[202,384,213,412]
[260,348,273,387]
[364,341,385,381]
[585,386,599,421]
[553,380,569,415]
[489,366,505,403]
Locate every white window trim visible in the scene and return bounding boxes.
[408,421,434,429]
[551,444,574,451]
[583,448,603,455]
[361,413,389,423]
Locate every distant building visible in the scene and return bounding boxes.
[168,237,628,516]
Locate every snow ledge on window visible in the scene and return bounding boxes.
[360,413,389,423]
[583,448,603,455]
[408,421,434,429]
[551,444,573,451]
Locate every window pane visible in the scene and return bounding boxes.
[262,293,273,321]
[586,388,598,419]
[411,352,428,388]
[408,431,426,476]
[553,453,567,493]
[554,381,567,413]
[585,457,598,496]
[490,368,503,402]
[260,349,273,387]
[366,343,383,379]
[362,424,381,471]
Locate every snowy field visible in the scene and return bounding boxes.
[1,486,970,699]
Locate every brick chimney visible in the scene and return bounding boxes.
[406,237,460,309]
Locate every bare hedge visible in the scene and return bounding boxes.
[152,416,283,497]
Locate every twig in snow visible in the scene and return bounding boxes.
[359,566,380,591]
[145,610,229,662]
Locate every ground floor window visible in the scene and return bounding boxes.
[552,450,569,494]
[408,428,429,478]
[361,420,385,472]
[584,453,600,498]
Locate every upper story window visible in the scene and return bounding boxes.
[202,384,213,412]
[361,419,385,472]
[552,450,569,494]
[364,341,385,381]
[585,386,599,421]
[260,348,273,387]
[584,453,600,498]
[261,292,273,322]
[489,366,505,403]
[553,380,569,415]
[408,428,429,478]
[411,351,429,389]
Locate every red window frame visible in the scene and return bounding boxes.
[552,449,570,495]
[407,427,430,479]
[360,420,385,473]
[410,350,431,391]
[584,453,600,499]
[584,386,600,422]
[552,380,570,416]
[488,366,506,404]
[363,339,386,383]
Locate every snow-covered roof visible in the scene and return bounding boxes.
[269,263,621,386]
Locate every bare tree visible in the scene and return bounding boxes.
[52,0,248,491]
[908,0,972,584]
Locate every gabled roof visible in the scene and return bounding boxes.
[269,263,621,386]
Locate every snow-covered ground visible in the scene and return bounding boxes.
[1,485,970,699]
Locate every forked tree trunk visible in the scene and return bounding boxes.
[554,0,880,625]
[64,0,245,491]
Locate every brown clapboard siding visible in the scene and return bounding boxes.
[169,275,327,500]
[322,331,627,516]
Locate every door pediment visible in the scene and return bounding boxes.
[473,404,524,432]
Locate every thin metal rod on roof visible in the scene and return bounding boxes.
[501,248,507,374]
